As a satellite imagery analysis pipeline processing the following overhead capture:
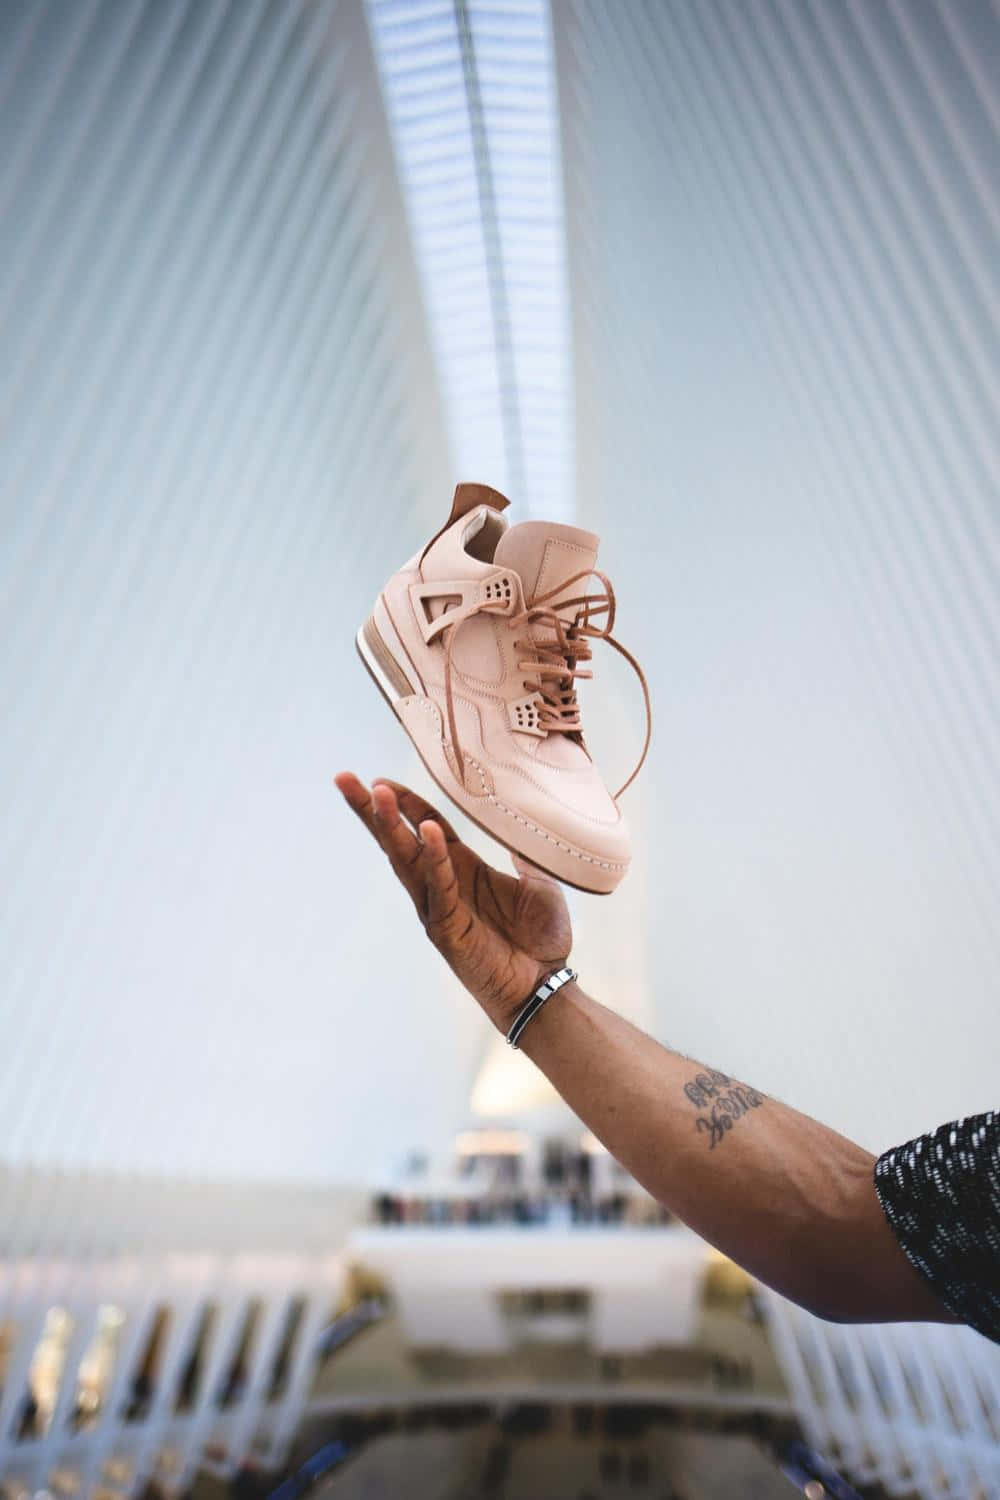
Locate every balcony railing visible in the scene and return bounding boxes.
[0,1250,344,1499]
[762,1291,1000,1499]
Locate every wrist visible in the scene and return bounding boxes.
[476,983,529,1036]
[517,977,585,1049]
[491,966,578,1045]
[480,984,535,1037]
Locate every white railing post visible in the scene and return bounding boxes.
[265,1269,342,1471]
[77,1272,163,1497]
[218,1294,291,1475]
[173,1292,251,1495]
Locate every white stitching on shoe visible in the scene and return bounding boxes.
[488,798,627,871]
[460,746,628,872]
[401,697,628,871]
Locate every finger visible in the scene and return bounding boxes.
[373,779,460,845]
[419,820,467,939]
[371,782,424,889]
[334,772,378,836]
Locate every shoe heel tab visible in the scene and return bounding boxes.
[419,482,510,569]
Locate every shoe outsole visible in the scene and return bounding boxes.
[354,618,614,896]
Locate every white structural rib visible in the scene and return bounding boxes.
[0,0,457,1183]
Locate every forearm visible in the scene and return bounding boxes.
[514,983,951,1324]
[335,774,953,1327]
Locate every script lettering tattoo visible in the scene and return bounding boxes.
[683,1068,732,1109]
[682,1069,764,1149]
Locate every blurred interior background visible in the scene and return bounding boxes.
[0,0,997,1497]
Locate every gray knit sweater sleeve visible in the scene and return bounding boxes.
[874,1111,1000,1344]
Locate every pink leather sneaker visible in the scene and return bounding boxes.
[356,483,650,893]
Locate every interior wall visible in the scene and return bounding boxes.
[555,0,998,1152]
[0,0,484,1182]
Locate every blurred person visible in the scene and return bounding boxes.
[335,774,999,1342]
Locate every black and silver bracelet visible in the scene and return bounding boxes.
[505,966,577,1049]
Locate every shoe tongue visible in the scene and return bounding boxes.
[494,520,600,614]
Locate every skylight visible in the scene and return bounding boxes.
[367,0,573,520]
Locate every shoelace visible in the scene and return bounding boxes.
[443,568,651,802]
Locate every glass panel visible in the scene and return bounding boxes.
[173,1303,217,1414]
[217,1300,262,1408]
[123,1305,170,1423]
[267,1296,307,1402]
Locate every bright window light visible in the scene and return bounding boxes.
[367,0,573,520]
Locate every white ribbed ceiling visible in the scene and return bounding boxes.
[0,0,996,1187]
[555,0,999,1152]
[0,0,469,1181]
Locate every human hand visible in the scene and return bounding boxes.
[334,773,573,1030]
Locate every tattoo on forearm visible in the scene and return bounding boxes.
[683,1068,764,1149]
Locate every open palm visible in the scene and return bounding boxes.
[334,773,573,1027]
